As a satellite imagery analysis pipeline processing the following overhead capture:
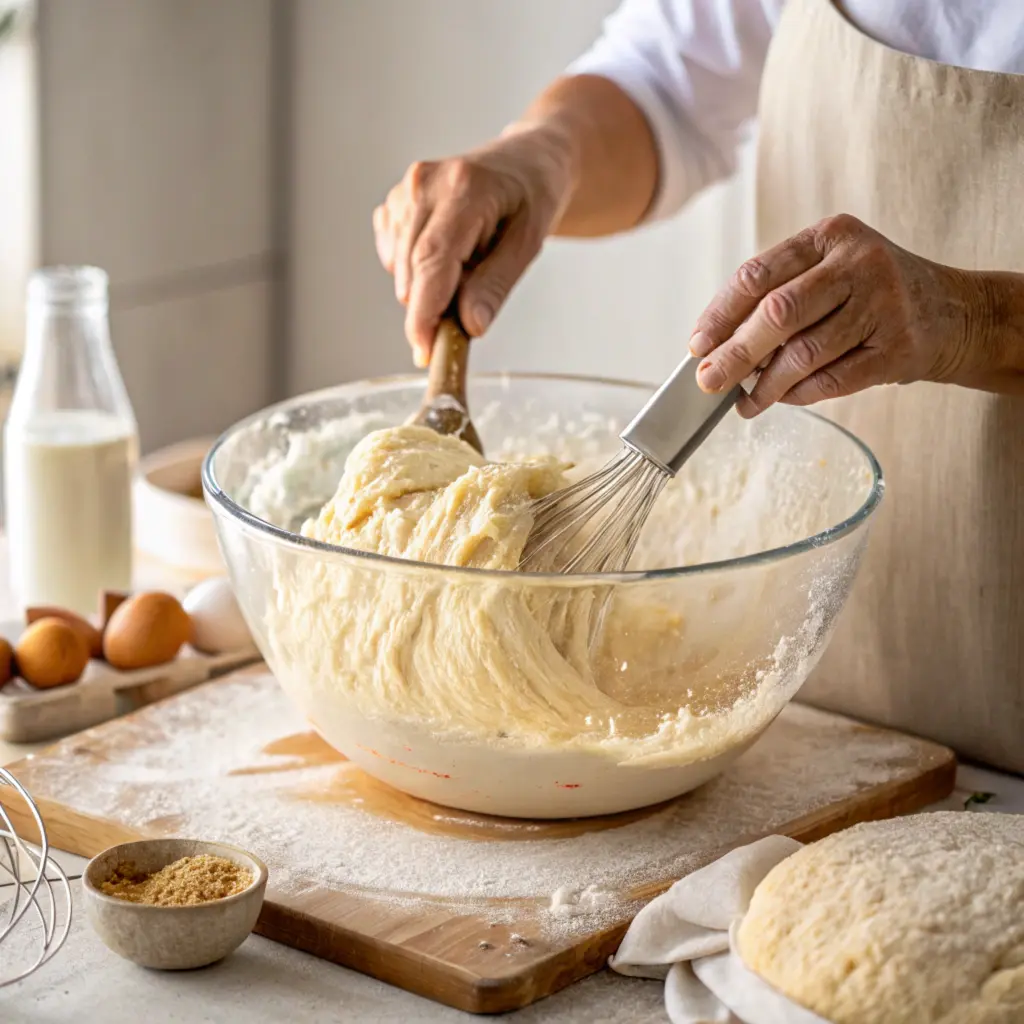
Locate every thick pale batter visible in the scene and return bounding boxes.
[265,424,824,765]
[298,425,625,739]
[307,425,566,571]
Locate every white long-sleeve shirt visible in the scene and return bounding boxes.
[568,0,1024,221]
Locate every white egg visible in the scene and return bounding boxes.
[183,577,254,654]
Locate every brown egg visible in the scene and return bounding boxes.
[16,618,90,688]
[0,637,13,687]
[102,591,191,670]
[26,605,104,658]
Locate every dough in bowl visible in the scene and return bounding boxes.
[275,424,813,761]
[256,419,861,814]
[736,812,1024,1024]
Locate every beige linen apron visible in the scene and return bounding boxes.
[756,0,1024,772]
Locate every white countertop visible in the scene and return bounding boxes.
[3,761,1020,1023]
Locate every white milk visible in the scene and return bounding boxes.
[4,409,136,616]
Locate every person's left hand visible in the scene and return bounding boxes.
[689,214,995,417]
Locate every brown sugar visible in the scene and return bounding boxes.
[100,854,252,907]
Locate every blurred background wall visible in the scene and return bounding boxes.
[32,0,280,451]
[0,0,36,417]
[9,0,756,452]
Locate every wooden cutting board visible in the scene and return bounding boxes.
[1,665,955,1014]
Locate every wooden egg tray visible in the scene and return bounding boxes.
[0,618,259,743]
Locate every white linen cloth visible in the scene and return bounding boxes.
[609,835,831,1023]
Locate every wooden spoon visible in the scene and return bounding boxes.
[408,310,484,455]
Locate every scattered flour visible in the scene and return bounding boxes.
[549,884,613,920]
[18,675,928,938]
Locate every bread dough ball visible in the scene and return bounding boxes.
[736,812,1024,1024]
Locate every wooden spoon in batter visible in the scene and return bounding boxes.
[409,308,484,455]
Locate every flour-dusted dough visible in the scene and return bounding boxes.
[736,812,1024,1024]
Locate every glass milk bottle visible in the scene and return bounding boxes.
[4,267,138,615]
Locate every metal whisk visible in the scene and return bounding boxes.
[1,767,73,987]
[519,354,742,574]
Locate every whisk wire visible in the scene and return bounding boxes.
[0,767,73,987]
[561,458,664,573]
[516,355,739,650]
[519,447,668,576]
[524,450,635,561]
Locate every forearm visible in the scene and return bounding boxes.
[507,74,659,238]
[964,270,1024,394]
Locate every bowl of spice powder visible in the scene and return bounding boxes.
[83,838,268,969]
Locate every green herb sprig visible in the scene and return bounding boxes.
[963,791,996,810]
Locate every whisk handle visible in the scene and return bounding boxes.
[620,354,742,475]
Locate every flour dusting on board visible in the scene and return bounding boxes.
[18,675,932,937]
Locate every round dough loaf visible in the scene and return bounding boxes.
[736,812,1024,1024]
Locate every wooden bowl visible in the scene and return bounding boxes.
[83,838,267,970]
[133,439,224,577]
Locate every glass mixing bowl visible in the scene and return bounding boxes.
[203,374,883,818]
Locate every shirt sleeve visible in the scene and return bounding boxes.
[567,0,783,222]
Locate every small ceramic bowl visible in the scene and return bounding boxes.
[83,838,268,970]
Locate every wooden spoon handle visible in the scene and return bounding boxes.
[425,315,471,408]
[409,309,484,454]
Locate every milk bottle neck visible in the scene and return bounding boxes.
[10,266,136,430]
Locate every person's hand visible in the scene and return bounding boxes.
[688,214,998,417]
[374,126,575,366]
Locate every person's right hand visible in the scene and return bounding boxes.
[373,126,575,366]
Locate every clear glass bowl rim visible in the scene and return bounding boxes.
[201,371,885,586]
